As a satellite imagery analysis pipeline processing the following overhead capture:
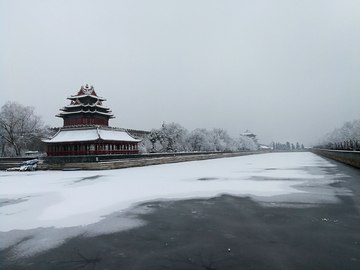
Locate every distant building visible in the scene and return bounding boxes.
[43,84,142,156]
[241,130,258,144]
[258,144,272,151]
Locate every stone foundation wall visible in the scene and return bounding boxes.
[312,149,360,169]
[38,152,260,171]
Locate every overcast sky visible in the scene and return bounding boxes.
[1,0,359,145]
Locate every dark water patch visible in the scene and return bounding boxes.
[247,176,295,181]
[197,177,219,181]
[75,175,104,183]
[0,197,29,208]
[329,180,347,188]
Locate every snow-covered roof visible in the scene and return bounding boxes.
[63,103,110,110]
[241,130,256,137]
[259,145,272,149]
[98,129,140,141]
[56,110,115,117]
[43,127,140,143]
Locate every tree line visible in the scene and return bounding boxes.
[272,142,305,151]
[139,122,258,153]
[9,101,358,157]
[317,119,360,150]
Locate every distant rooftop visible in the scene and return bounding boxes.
[241,130,256,138]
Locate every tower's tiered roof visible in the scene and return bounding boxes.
[241,130,256,138]
[56,84,115,126]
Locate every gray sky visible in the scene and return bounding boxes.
[1,0,359,146]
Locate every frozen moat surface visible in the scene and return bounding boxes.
[0,152,353,259]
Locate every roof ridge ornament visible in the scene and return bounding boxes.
[83,84,94,95]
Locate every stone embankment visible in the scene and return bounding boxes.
[0,157,33,171]
[312,149,360,169]
[38,152,259,170]
[0,152,261,171]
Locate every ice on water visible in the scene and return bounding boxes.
[0,152,349,258]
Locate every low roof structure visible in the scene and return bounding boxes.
[43,126,140,143]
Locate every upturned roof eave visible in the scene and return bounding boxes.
[67,94,106,101]
[56,110,115,117]
[63,104,110,109]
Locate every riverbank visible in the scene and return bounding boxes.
[312,149,360,169]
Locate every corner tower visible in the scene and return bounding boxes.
[43,85,140,156]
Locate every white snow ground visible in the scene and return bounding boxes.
[0,152,351,258]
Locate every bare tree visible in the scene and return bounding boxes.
[160,122,189,152]
[0,101,50,156]
[209,128,233,151]
[146,122,189,153]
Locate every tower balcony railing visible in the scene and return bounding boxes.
[46,150,139,156]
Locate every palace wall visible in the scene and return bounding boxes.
[312,149,360,169]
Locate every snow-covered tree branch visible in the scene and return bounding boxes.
[319,119,360,150]
[0,101,50,156]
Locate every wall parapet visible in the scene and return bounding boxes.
[312,149,360,169]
